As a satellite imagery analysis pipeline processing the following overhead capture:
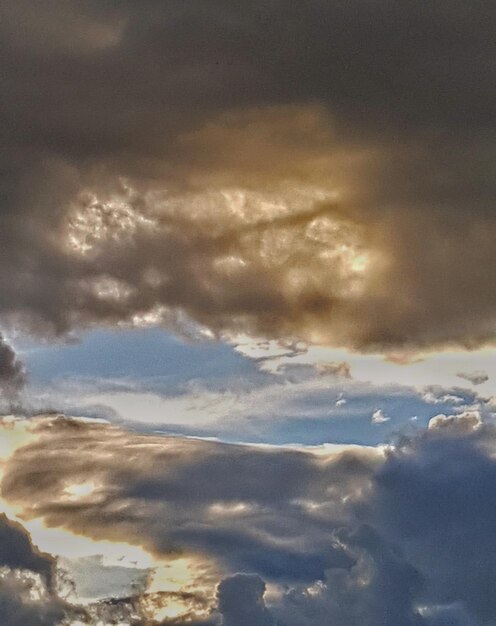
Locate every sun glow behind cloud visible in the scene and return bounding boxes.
[0,416,221,622]
[0,413,384,622]
[0,419,154,569]
[0,1,495,623]
[62,184,375,346]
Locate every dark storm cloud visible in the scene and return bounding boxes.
[0,335,26,400]
[0,0,494,350]
[271,417,496,625]
[0,513,54,582]
[0,579,66,626]
[4,414,496,623]
[0,514,70,626]
[217,574,274,626]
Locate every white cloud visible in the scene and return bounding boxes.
[371,409,390,425]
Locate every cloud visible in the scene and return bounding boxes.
[0,334,26,400]
[457,371,489,386]
[0,513,54,584]
[217,574,275,626]
[273,526,424,626]
[421,603,478,626]
[315,361,352,379]
[428,410,482,433]
[0,416,371,583]
[0,507,212,624]
[0,514,73,626]
[371,408,390,425]
[0,568,66,626]
[0,1,493,351]
[2,414,496,623]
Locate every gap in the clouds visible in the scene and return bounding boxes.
[20,327,258,384]
[141,389,472,448]
[13,327,495,449]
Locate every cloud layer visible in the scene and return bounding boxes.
[0,0,494,351]
[0,414,495,623]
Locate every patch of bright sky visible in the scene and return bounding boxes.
[234,338,496,395]
[73,379,481,446]
[58,555,149,604]
[21,327,257,385]
[15,329,496,446]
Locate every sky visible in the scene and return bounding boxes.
[0,1,495,624]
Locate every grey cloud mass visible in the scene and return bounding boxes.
[217,574,275,626]
[0,0,494,350]
[0,513,54,584]
[0,334,26,399]
[456,371,490,386]
[0,414,496,623]
[0,514,68,626]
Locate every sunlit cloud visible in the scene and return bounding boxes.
[0,413,494,623]
[0,1,494,623]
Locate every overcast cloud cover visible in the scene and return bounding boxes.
[0,0,494,351]
[0,1,495,624]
